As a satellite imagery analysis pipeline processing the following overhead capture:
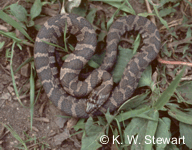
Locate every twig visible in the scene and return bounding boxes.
[157,56,192,67]
[160,18,183,31]
[167,37,192,48]
[145,0,156,25]
[0,64,11,76]
[0,99,6,108]
[2,0,11,9]
[144,1,192,68]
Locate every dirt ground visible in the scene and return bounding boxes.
[0,0,191,150]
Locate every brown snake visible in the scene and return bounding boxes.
[34,13,161,118]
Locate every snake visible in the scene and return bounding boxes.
[34,13,161,118]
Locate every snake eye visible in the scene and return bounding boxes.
[86,102,96,113]
[86,97,97,113]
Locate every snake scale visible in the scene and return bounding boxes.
[34,13,161,118]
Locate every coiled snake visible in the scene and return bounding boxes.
[34,13,161,118]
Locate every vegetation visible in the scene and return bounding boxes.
[0,0,192,149]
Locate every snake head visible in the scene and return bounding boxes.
[86,70,113,114]
[86,90,110,114]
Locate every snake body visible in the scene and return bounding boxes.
[34,13,161,118]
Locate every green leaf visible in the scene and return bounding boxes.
[155,117,171,149]
[97,116,107,126]
[0,31,33,47]
[138,65,153,89]
[105,109,114,124]
[176,81,192,104]
[116,106,150,122]
[0,10,33,42]
[89,0,124,2]
[124,111,158,150]
[124,117,147,146]
[81,117,103,150]
[154,67,185,110]
[143,111,159,150]
[156,0,178,6]
[0,41,5,49]
[162,43,172,57]
[107,14,115,30]
[0,31,21,42]
[14,57,34,73]
[153,5,169,29]
[159,7,176,17]
[27,20,35,27]
[98,31,107,42]
[88,52,106,68]
[168,106,192,124]
[86,8,97,24]
[179,122,192,149]
[184,0,192,8]
[101,1,135,14]
[164,143,179,150]
[30,0,42,20]
[88,59,100,68]
[2,124,28,149]
[112,46,135,83]
[138,13,155,17]
[85,117,103,136]
[81,135,102,150]
[124,0,136,15]
[95,13,107,42]
[9,3,28,23]
[72,6,87,17]
[73,119,85,131]
[10,42,25,107]
[118,92,149,111]
[106,3,122,30]
[42,40,66,52]
[30,64,35,129]
[133,34,141,53]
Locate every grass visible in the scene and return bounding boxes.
[1,123,50,149]
[0,0,192,150]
